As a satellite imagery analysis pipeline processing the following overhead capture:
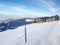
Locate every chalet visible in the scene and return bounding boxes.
[47,15,59,22]
[54,15,59,21]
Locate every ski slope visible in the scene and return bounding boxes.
[0,20,60,45]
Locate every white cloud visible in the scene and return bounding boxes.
[0,11,44,20]
[0,11,18,15]
[28,0,59,15]
[10,6,44,15]
[0,4,4,6]
[11,6,30,12]
[39,0,60,15]
[0,1,53,16]
[22,0,60,15]
[0,4,43,16]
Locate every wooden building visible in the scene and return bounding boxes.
[55,15,59,21]
[47,15,59,22]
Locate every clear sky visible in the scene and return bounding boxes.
[0,0,60,16]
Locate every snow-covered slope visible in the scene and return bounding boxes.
[0,20,60,45]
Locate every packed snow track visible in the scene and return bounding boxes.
[0,20,60,45]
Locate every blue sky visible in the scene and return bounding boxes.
[0,0,60,16]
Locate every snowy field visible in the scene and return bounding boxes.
[0,20,60,45]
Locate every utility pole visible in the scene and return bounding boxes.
[24,23,27,43]
[25,19,32,43]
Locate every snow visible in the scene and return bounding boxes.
[0,20,60,45]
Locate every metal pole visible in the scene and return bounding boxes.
[25,24,27,43]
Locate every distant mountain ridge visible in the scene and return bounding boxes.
[0,18,32,32]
